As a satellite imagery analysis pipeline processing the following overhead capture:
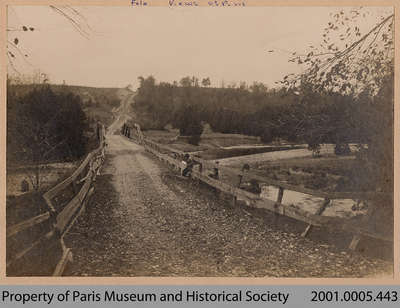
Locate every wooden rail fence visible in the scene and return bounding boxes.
[122,123,392,251]
[6,124,106,276]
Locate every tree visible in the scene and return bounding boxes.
[275,7,394,192]
[201,77,211,88]
[179,76,192,87]
[280,8,393,95]
[173,104,203,146]
[7,84,88,190]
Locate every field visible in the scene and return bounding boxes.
[249,156,361,193]
[143,130,363,193]
[197,145,303,160]
[143,130,262,152]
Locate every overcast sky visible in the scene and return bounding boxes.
[7,6,392,89]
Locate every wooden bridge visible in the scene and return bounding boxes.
[122,123,392,251]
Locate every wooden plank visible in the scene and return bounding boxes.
[348,202,378,250]
[349,235,362,250]
[44,152,93,201]
[301,198,331,237]
[61,187,94,238]
[44,145,103,203]
[53,247,73,276]
[56,196,81,233]
[354,228,392,242]
[77,176,92,203]
[56,173,92,233]
[274,187,284,224]
[7,212,51,238]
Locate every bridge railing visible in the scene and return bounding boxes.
[122,123,392,250]
[6,124,106,276]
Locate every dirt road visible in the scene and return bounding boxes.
[64,128,392,277]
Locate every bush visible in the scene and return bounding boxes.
[334,143,351,155]
[7,85,88,164]
[174,104,203,145]
[307,142,321,158]
[260,128,273,143]
[188,134,201,146]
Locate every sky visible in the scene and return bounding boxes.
[7,5,392,89]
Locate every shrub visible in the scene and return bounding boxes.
[188,134,201,146]
[7,85,88,189]
[260,128,273,143]
[174,104,203,145]
[307,142,321,158]
[334,143,351,155]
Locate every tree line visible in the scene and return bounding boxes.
[133,75,385,146]
[7,83,90,190]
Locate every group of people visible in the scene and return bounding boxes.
[180,154,258,193]
[181,154,219,179]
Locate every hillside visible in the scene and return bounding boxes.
[8,83,134,127]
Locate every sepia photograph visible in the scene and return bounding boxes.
[5,3,394,278]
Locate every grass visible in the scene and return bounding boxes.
[252,156,373,193]
[6,190,48,226]
[144,130,270,153]
[198,145,303,160]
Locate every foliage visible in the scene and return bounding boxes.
[174,105,204,145]
[334,143,351,155]
[272,7,394,193]
[7,84,89,189]
[280,8,394,95]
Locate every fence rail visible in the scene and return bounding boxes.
[6,124,106,276]
[124,123,392,249]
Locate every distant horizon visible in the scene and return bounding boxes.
[8,75,288,90]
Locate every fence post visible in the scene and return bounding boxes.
[301,197,330,238]
[232,172,244,207]
[348,201,375,250]
[214,164,220,198]
[274,187,284,224]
